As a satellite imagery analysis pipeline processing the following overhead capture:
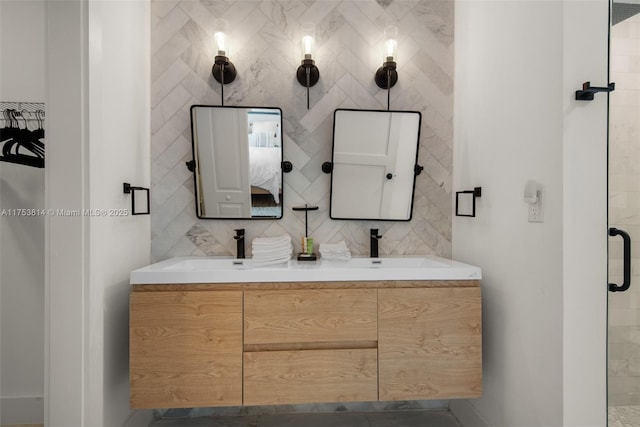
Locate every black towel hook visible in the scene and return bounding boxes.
[575,81,615,101]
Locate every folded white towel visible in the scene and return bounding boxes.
[252,241,293,254]
[251,234,293,264]
[319,241,349,254]
[319,241,351,261]
[252,234,291,246]
[252,241,292,263]
[253,251,292,261]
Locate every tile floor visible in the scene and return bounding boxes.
[149,410,462,427]
[609,405,640,427]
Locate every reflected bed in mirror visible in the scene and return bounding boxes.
[330,109,421,221]
[190,105,283,219]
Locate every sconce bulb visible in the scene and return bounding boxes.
[302,35,314,59]
[383,25,398,63]
[214,31,227,56]
[385,38,397,62]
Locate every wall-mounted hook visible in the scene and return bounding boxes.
[455,186,481,217]
[575,81,615,101]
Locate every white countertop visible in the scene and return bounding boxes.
[130,255,482,284]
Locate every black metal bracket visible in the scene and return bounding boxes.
[575,81,615,101]
[414,164,424,176]
[212,56,237,84]
[212,56,237,106]
[123,182,150,215]
[322,162,333,173]
[297,59,320,110]
[375,61,398,89]
[282,161,293,173]
[455,187,482,217]
[185,160,195,172]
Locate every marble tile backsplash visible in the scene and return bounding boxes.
[150,0,454,262]
[609,12,640,407]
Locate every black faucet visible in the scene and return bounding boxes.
[234,229,245,259]
[370,228,382,258]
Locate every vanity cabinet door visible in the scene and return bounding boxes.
[130,290,243,408]
[378,287,482,400]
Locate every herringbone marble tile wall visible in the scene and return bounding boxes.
[151,0,453,262]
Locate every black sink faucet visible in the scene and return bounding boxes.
[234,229,245,259]
[370,228,382,258]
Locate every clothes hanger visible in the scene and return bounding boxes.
[33,110,44,139]
[19,110,44,155]
[0,109,18,143]
[0,109,45,168]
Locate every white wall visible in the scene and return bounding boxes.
[46,0,151,426]
[0,0,46,100]
[562,1,609,424]
[88,1,151,425]
[0,1,46,424]
[453,0,608,426]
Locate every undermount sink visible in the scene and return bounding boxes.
[130,255,481,284]
[322,257,447,269]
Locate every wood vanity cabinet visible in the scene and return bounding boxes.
[378,287,482,400]
[129,290,243,409]
[129,281,481,408]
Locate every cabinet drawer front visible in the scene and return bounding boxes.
[243,349,378,405]
[244,289,377,345]
[378,287,482,400]
[130,291,243,408]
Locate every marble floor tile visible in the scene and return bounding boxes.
[151,416,259,427]
[609,405,640,427]
[365,410,461,427]
[258,412,369,427]
[149,410,462,427]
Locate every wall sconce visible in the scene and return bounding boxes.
[296,23,320,109]
[211,21,236,105]
[375,26,398,109]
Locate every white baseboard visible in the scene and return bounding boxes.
[0,396,44,425]
[450,399,490,427]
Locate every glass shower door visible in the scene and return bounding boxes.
[609,2,640,425]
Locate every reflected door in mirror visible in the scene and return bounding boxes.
[190,106,283,219]
[192,107,252,217]
[330,109,421,220]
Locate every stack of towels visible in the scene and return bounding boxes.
[319,241,352,261]
[251,234,293,266]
